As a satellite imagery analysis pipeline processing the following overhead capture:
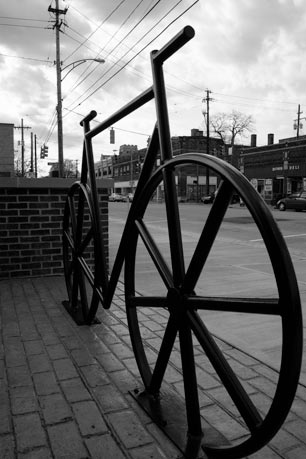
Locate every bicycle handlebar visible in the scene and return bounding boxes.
[80,110,97,127]
[80,26,195,135]
[152,25,195,65]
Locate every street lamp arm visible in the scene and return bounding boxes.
[61,58,105,81]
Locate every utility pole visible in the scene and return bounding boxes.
[202,89,212,195]
[297,104,301,138]
[294,105,305,138]
[34,134,38,178]
[30,132,34,175]
[14,118,31,176]
[48,0,67,178]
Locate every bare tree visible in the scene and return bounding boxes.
[210,110,255,146]
[63,159,79,178]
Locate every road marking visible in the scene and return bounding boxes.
[250,233,306,242]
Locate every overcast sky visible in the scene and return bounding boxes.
[0,0,305,175]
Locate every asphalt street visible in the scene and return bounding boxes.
[108,201,306,386]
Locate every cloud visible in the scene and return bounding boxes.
[0,0,306,176]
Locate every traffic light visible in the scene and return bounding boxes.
[110,127,115,144]
[40,144,49,159]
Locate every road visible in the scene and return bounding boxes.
[108,201,306,384]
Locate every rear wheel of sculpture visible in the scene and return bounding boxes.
[63,182,105,324]
[124,153,303,458]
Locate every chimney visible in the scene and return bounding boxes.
[250,134,257,147]
[191,128,203,136]
[267,133,274,145]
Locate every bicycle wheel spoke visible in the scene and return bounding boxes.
[162,167,185,286]
[187,296,281,316]
[79,227,94,254]
[63,229,75,253]
[135,218,174,289]
[149,316,178,394]
[78,256,95,288]
[179,322,202,437]
[67,194,77,237]
[188,309,262,431]
[182,180,233,294]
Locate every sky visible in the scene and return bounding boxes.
[0,0,305,176]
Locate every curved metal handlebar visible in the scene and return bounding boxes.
[151,25,195,64]
[80,110,97,127]
[80,26,195,136]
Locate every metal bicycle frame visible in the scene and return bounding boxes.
[78,26,195,310]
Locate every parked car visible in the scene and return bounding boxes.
[126,193,134,202]
[109,193,126,202]
[276,190,306,211]
[200,191,240,204]
[201,192,215,204]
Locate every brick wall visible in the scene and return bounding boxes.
[0,178,113,278]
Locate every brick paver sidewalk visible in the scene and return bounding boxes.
[0,276,305,458]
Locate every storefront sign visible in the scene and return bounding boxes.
[289,165,300,170]
[272,166,283,171]
[264,179,272,192]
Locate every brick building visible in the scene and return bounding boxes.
[240,134,306,203]
[96,129,228,201]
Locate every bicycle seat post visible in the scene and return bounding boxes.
[151,50,172,163]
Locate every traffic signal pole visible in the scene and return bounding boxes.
[14,118,31,176]
[48,0,67,178]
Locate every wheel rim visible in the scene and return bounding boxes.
[62,182,104,324]
[124,153,303,458]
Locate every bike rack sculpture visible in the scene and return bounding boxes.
[62,26,303,459]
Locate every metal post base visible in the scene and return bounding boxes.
[62,300,100,326]
[130,386,229,459]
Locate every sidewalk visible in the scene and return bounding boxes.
[0,276,306,458]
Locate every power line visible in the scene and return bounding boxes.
[58,1,188,103]
[63,107,150,137]
[67,0,199,112]
[0,16,49,22]
[213,91,298,106]
[0,23,46,29]
[0,53,51,64]
[65,0,147,94]
[65,0,163,99]
[63,0,128,63]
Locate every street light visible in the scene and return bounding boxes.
[61,58,105,81]
[56,58,105,177]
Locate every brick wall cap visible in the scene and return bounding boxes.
[0,177,114,189]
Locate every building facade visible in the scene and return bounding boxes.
[240,134,306,203]
[95,129,228,201]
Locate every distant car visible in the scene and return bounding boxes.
[200,191,240,204]
[109,193,125,202]
[276,190,306,211]
[201,192,215,204]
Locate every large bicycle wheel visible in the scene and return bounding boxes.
[124,153,303,458]
[62,182,106,324]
